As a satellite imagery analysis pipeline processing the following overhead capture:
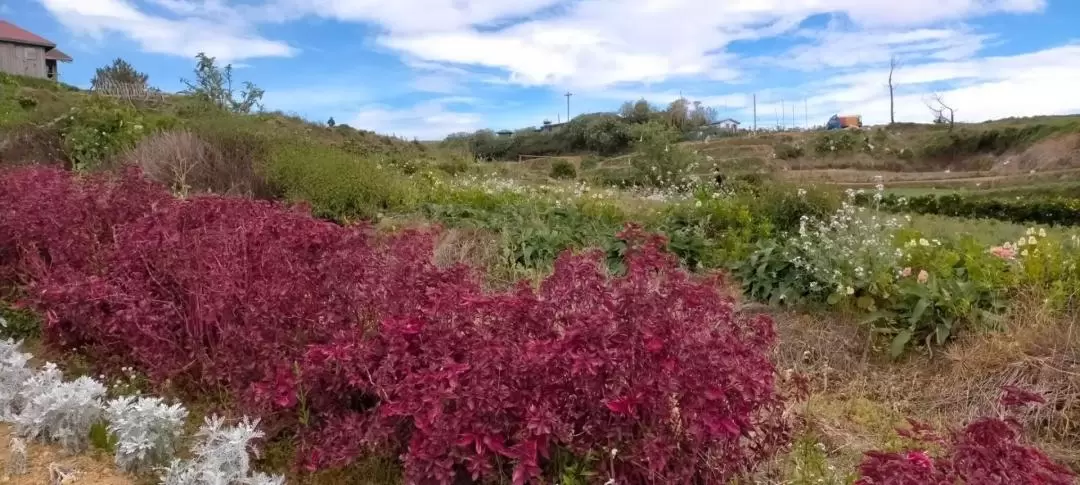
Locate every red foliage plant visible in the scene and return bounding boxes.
[855,389,1075,485]
[0,168,791,484]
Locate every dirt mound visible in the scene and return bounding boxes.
[1002,133,1080,173]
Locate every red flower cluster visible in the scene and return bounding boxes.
[0,168,790,484]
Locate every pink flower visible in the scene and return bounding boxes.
[901,267,912,277]
[917,270,929,284]
[990,245,1016,260]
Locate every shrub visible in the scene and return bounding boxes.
[549,159,577,179]
[579,155,601,170]
[4,168,791,483]
[266,141,417,221]
[774,143,804,160]
[856,389,1075,484]
[124,129,277,198]
[294,226,790,483]
[59,96,146,171]
[16,95,36,110]
[864,192,1080,227]
[0,167,170,283]
[628,121,702,190]
[105,396,188,472]
[14,373,107,452]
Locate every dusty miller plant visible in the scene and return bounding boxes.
[0,338,33,420]
[160,415,285,485]
[14,372,106,452]
[106,396,189,472]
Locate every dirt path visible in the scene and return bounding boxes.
[0,424,133,485]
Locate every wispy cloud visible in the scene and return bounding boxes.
[38,0,295,62]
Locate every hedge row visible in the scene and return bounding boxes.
[857,192,1080,226]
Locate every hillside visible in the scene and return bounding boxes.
[3,69,1080,485]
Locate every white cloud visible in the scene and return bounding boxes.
[745,43,1080,127]
[335,0,1048,89]
[38,0,294,62]
[349,97,483,140]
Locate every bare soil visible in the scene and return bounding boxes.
[0,424,134,485]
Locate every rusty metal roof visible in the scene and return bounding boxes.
[0,20,57,48]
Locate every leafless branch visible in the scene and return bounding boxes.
[925,92,956,131]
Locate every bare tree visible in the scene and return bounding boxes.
[887,56,899,125]
[925,93,956,131]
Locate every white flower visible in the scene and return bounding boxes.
[1028,236,1037,245]
[919,238,930,247]
[845,286,855,295]
[1038,228,1047,237]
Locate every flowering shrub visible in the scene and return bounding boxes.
[1,168,791,483]
[855,389,1075,484]
[736,186,1010,355]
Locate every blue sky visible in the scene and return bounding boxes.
[3,0,1079,139]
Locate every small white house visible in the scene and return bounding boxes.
[709,118,741,133]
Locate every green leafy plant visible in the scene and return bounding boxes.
[549,159,577,179]
[181,52,264,114]
[60,97,145,171]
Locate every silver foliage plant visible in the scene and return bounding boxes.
[105,395,189,472]
[0,340,284,483]
[14,373,106,452]
[0,338,33,419]
[161,415,285,485]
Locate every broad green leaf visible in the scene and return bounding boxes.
[890,329,913,358]
[826,293,842,305]
[909,298,930,325]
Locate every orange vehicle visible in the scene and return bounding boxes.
[826,114,863,130]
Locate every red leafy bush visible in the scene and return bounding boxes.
[1,167,791,483]
[298,226,789,483]
[0,166,169,283]
[856,390,1075,485]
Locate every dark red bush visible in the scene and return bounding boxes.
[0,166,169,284]
[297,226,789,484]
[1,167,791,483]
[856,394,1075,485]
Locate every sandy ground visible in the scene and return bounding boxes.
[0,424,133,485]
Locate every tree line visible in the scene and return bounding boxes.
[441,97,725,161]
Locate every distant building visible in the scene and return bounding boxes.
[709,118,741,132]
[0,20,72,80]
[538,120,567,133]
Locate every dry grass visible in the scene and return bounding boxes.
[122,129,278,199]
[0,125,65,168]
[770,295,1080,480]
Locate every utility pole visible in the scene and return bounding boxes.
[804,99,808,128]
[753,94,757,132]
[781,98,785,130]
[564,92,573,121]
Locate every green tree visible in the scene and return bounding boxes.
[91,58,149,88]
[180,53,264,114]
[327,117,336,127]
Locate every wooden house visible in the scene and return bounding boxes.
[0,20,72,80]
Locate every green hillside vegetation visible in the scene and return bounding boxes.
[3,54,1080,484]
